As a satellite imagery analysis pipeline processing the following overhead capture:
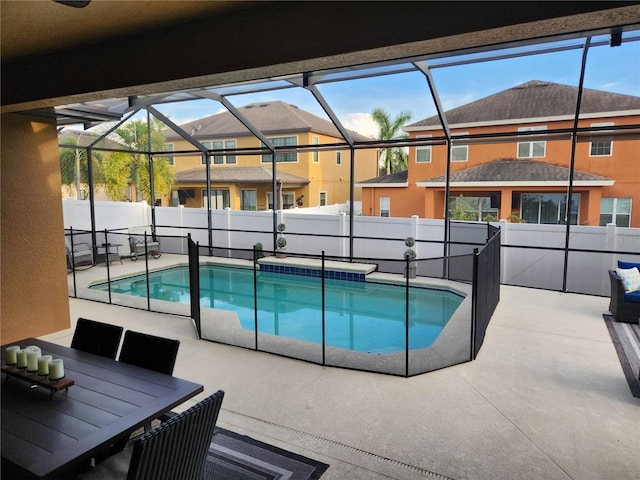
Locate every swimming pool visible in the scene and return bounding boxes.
[91,264,464,354]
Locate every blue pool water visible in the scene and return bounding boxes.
[91,265,464,353]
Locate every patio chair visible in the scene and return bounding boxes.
[66,238,94,269]
[128,229,161,261]
[118,330,181,432]
[79,390,225,480]
[118,330,180,376]
[71,318,124,360]
[609,267,640,324]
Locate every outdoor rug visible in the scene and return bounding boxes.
[206,427,329,480]
[603,314,640,398]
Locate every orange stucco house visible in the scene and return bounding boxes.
[165,101,377,210]
[359,81,640,227]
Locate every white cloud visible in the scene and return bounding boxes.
[600,81,620,91]
[341,112,378,138]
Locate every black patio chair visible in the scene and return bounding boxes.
[118,331,182,432]
[118,330,180,375]
[79,390,225,480]
[71,318,124,360]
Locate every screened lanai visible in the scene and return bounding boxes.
[56,24,640,296]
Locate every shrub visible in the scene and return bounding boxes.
[404,248,416,261]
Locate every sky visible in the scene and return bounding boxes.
[148,34,640,139]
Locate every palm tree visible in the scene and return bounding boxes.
[102,118,175,203]
[371,107,412,175]
[59,134,104,199]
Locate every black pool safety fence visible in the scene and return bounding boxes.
[65,223,500,377]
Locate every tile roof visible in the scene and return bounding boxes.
[167,101,372,142]
[357,170,408,184]
[175,166,310,185]
[420,158,613,183]
[407,80,640,128]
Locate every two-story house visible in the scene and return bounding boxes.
[359,80,640,227]
[165,101,377,210]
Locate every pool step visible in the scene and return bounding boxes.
[257,256,377,281]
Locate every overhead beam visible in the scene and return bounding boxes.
[3,3,639,112]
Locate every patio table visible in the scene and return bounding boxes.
[1,337,203,479]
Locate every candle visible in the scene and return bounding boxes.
[16,349,28,369]
[5,345,20,365]
[26,345,42,356]
[48,359,65,380]
[25,346,42,372]
[37,355,53,376]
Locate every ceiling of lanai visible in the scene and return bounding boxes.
[2,0,640,121]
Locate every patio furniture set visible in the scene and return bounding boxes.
[66,231,161,269]
[1,318,223,479]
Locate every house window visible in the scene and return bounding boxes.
[448,195,498,221]
[520,193,580,225]
[600,197,631,227]
[590,123,613,157]
[283,192,294,209]
[267,192,295,210]
[380,197,390,217]
[319,192,326,206]
[202,189,230,209]
[200,142,210,164]
[164,143,174,166]
[201,140,236,165]
[240,190,257,211]
[336,151,342,165]
[313,136,319,163]
[262,136,297,163]
[451,132,468,162]
[517,126,546,158]
[416,135,432,163]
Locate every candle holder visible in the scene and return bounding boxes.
[1,364,75,397]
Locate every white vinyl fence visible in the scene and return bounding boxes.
[63,199,640,296]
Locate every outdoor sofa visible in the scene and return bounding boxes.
[609,260,640,324]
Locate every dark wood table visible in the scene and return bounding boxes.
[1,338,203,479]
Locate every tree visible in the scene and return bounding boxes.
[371,107,412,175]
[102,118,175,203]
[59,135,104,199]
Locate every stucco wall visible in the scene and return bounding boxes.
[1,113,70,343]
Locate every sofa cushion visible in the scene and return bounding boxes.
[616,267,640,293]
[623,289,640,304]
[617,260,640,271]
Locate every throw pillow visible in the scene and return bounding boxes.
[616,267,640,293]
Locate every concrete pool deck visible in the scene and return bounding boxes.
[57,257,640,480]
